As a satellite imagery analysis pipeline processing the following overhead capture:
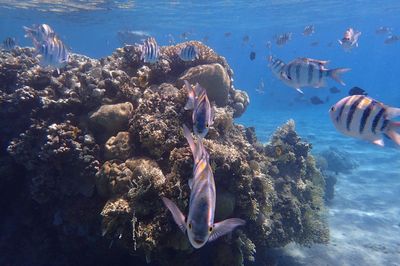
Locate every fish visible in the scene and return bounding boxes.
[329,87,341,94]
[329,95,400,146]
[348,86,368,96]
[117,30,150,45]
[375,26,392,35]
[184,81,214,138]
[256,78,265,94]
[249,51,256,61]
[161,125,245,249]
[242,35,250,43]
[303,25,315,36]
[268,56,350,94]
[338,28,361,52]
[275,32,292,46]
[310,96,325,105]
[179,44,199,62]
[140,37,159,64]
[310,41,319,47]
[37,36,69,68]
[384,35,399,44]
[2,37,16,51]
[24,24,55,46]
[224,32,232,37]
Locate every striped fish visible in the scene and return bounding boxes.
[329,95,400,146]
[303,25,315,36]
[2,37,16,51]
[184,81,214,138]
[140,37,159,64]
[38,36,69,68]
[161,125,245,249]
[268,56,350,94]
[24,24,55,48]
[275,32,292,46]
[338,28,361,52]
[179,44,199,61]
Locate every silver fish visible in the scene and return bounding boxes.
[2,37,16,51]
[338,28,361,52]
[184,81,214,138]
[162,125,245,249]
[179,44,199,62]
[275,32,292,46]
[329,95,400,146]
[384,35,399,44]
[38,36,69,68]
[303,25,315,36]
[140,37,159,64]
[269,56,350,94]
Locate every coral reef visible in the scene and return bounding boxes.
[0,42,328,265]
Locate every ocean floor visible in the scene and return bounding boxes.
[239,107,400,266]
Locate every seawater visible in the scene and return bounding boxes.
[1,1,399,265]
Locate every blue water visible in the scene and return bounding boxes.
[1,1,400,265]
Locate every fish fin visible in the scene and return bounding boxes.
[188,178,193,189]
[161,197,186,233]
[184,80,195,110]
[194,83,206,97]
[209,218,246,242]
[338,39,343,45]
[386,107,400,119]
[386,121,400,146]
[328,68,351,86]
[209,106,215,126]
[281,71,291,81]
[372,138,385,147]
[183,124,196,155]
[295,88,304,94]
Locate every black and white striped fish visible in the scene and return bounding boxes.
[24,24,55,47]
[38,36,69,68]
[140,37,159,64]
[179,44,199,61]
[2,37,16,51]
[274,32,292,46]
[329,95,400,147]
[268,56,350,94]
[303,25,315,36]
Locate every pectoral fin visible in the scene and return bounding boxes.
[184,80,195,110]
[161,197,186,233]
[209,218,245,242]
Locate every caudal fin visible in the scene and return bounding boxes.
[386,121,400,146]
[328,68,351,86]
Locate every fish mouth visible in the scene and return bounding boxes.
[193,239,204,245]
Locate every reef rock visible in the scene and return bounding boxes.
[104,131,132,160]
[178,63,230,106]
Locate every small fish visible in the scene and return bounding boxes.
[140,37,159,64]
[329,95,400,146]
[348,87,367,96]
[179,44,199,62]
[162,125,245,249]
[375,26,392,35]
[24,24,55,45]
[303,25,315,36]
[249,51,256,61]
[202,36,209,43]
[256,78,265,94]
[329,87,341,94]
[242,35,250,44]
[180,32,191,40]
[338,28,361,52]
[2,37,16,51]
[184,81,214,138]
[37,36,69,68]
[310,41,319,47]
[384,35,399,44]
[224,32,232,37]
[268,56,350,94]
[275,32,292,46]
[310,96,325,105]
[117,30,150,45]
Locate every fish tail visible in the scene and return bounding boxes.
[386,121,400,146]
[184,80,195,110]
[328,68,351,86]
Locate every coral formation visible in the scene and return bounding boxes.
[0,42,328,265]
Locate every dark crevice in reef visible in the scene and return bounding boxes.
[0,42,329,266]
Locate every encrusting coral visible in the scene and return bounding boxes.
[0,41,328,265]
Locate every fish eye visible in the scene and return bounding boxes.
[205,123,209,128]
[330,106,335,112]
[188,223,192,230]
[208,226,213,233]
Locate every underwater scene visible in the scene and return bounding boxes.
[1,1,400,265]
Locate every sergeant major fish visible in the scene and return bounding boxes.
[338,28,361,52]
[179,44,199,61]
[37,36,69,68]
[275,32,292,46]
[184,81,214,138]
[329,95,400,146]
[268,56,350,94]
[24,23,55,46]
[140,37,159,64]
[162,125,245,249]
[2,37,16,51]
[303,25,315,36]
